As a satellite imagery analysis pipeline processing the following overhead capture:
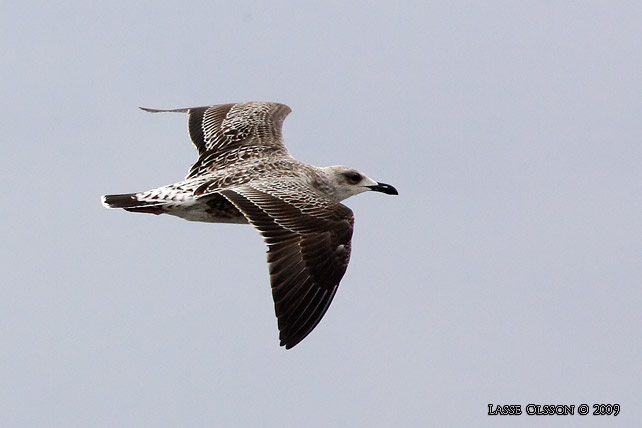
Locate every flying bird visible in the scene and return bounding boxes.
[102,102,398,349]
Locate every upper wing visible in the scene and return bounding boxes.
[140,102,292,176]
[219,182,354,349]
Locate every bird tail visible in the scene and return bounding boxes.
[101,193,166,215]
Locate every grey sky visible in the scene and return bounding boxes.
[2,1,641,426]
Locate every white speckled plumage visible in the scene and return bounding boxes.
[102,102,397,349]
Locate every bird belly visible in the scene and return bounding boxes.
[165,193,248,224]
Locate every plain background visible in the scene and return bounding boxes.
[2,1,641,427]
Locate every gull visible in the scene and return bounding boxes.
[102,102,398,349]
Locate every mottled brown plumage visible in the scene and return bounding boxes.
[102,102,397,348]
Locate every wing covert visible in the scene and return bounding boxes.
[140,102,292,176]
[219,183,354,349]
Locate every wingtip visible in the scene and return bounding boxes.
[279,331,307,350]
[139,106,159,113]
[139,106,190,113]
[279,333,297,350]
[281,341,295,350]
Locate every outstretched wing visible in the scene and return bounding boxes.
[219,181,354,349]
[140,102,292,177]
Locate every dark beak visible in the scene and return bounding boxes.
[368,182,398,195]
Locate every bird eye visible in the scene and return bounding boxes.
[346,172,362,184]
